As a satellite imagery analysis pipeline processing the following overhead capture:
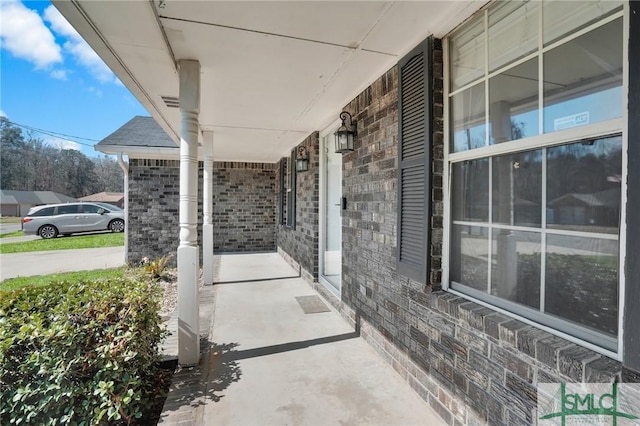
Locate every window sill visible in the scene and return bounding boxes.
[428,290,622,383]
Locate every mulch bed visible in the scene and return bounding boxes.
[139,359,177,425]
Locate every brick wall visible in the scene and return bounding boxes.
[276,133,319,281]
[128,159,189,266]
[336,40,636,425]
[341,65,402,334]
[128,159,276,265]
[213,162,276,253]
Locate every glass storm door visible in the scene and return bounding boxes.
[320,131,342,294]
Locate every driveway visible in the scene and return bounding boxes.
[0,222,22,235]
[0,246,125,281]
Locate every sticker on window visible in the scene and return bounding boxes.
[553,112,590,131]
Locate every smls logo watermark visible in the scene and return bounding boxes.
[538,383,640,425]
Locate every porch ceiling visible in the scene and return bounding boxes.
[53,1,486,162]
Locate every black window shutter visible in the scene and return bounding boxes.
[397,37,433,284]
[278,159,285,225]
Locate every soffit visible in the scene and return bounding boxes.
[53,1,487,162]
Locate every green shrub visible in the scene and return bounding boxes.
[0,277,167,424]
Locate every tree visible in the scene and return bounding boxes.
[92,155,124,192]
[1,118,26,189]
[0,119,123,197]
[58,149,100,197]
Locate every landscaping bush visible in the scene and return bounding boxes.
[141,255,173,280]
[0,277,167,424]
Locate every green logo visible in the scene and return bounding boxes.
[539,383,640,425]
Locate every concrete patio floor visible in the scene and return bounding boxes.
[159,253,445,425]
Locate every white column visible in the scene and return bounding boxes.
[202,131,214,285]
[177,59,201,366]
[116,153,129,264]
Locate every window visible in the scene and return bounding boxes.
[287,149,297,228]
[31,207,54,217]
[446,1,624,352]
[81,204,101,214]
[58,204,79,215]
[280,150,297,229]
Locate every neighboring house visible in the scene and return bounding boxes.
[78,192,125,209]
[0,190,77,217]
[548,188,621,228]
[59,1,640,424]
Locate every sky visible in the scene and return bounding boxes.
[0,0,149,158]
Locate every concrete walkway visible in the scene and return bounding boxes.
[0,246,125,281]
[159,253,445,426]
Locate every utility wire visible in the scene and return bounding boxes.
[3,120,99,148]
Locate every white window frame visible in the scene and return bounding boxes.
[442,1,629,359]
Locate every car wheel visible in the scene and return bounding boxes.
[109,219,125,233]
[39,225,58,239]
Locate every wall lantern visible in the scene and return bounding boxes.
[334,111,356,153]
[296,146,309,172]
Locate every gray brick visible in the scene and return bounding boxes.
[456,326,489,357]
[441,334,468,359]
[484,312,511,340]
[458,303,494,331]
[505,372,537,408]
[622,367,640,382]
[276,134,320,279]
[498,320,528,348]
[536,335,572,369]
[410,325,432,348]
[456,356,490,389]
[429,394,453,425]
[505,409,531,426]
[466,380,506,424]
[128,159,276,264]
[489,379,534,424]
[491,345,531,382]
[585,357,622,382]
[516,326,549,358]
[469,349,504,384]
[536,367,561,384]
[558,346,602,382]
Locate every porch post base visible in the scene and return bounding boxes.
[177,245,200,366]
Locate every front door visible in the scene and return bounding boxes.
[319,128,342,295]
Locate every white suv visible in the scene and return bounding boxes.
[22,202,125,239]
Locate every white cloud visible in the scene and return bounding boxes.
[45,137,82,151]
[50,69,67,80]
[88,87,103,98]
[0,110,7,118]
[0,0,62,69]
[44,5,116,83]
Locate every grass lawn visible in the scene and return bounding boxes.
[0,230,24,238]
[0,232,124,254]
[0,267,126,291]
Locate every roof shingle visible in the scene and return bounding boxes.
[96,116,177,148]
